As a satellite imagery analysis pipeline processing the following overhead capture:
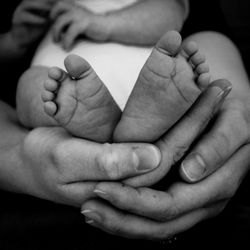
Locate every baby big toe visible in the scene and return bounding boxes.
[64,54,91,79]
[156,30,182,56]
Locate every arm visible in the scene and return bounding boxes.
[51,0,189,50]
[95,0,189,45]
[0,100,28,193]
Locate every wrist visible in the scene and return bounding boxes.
[0,102,36,195]
[87,13,112,41]
[0,132,30,195]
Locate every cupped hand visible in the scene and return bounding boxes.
[20,126,161,207]
[80,79,250,239]
[81,144,250,239]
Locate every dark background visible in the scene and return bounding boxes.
[0,0,250,249]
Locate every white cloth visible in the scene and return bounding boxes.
[32,0,152,110]
[74,0,139,13]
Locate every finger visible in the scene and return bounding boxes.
[125,79,232,187]
[94,144,250,220]
[62,24,82,51]
[54,137,161,182]
[52,13,73,43]
[50,1,71,21]
[94,182,212,221]
[180,99,250,182]
[59,182,98,207]
[81,199,226,240]
[16,1,52,17]
[13,12,47,25]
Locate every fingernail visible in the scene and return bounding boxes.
[211,80,232,105]
[81,210,102,223]
[85,218,95,225]
[215,85,232,101]
[133,145,161,172]
[214,88,232,116]
[181,153,206,181]
[94,189,109,199]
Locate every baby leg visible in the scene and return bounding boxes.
[114,31,210,142]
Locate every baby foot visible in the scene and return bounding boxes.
[113,30,210,142]
[41,54,121,142]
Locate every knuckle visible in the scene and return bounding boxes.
[161,204,180,221]
[156,192,180,221]
[97,144,121,180]
[197,134,226,169]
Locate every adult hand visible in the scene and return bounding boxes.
[10,0,55,50]
[50,1,108,50]
[20,127,161,207]
[80,79,250,239]
[180,93,250,182]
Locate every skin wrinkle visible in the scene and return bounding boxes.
[57,83,78,127]
[143,62,172,81]
[170,69,192,104]
[62,76,107,128]
[143,48,196,105]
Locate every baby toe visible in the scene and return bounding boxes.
[44,101,57,116]
[195,63,209,75]
[197,73,211,90]
[41,90,55,102]
[190,52,206,68]
[48,67,66,81]
[44,79,59,92]
[183,41,198,58]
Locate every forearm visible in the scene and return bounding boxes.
[16,66,57,128]
[95,0,189,45]
[0,101,30,194]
